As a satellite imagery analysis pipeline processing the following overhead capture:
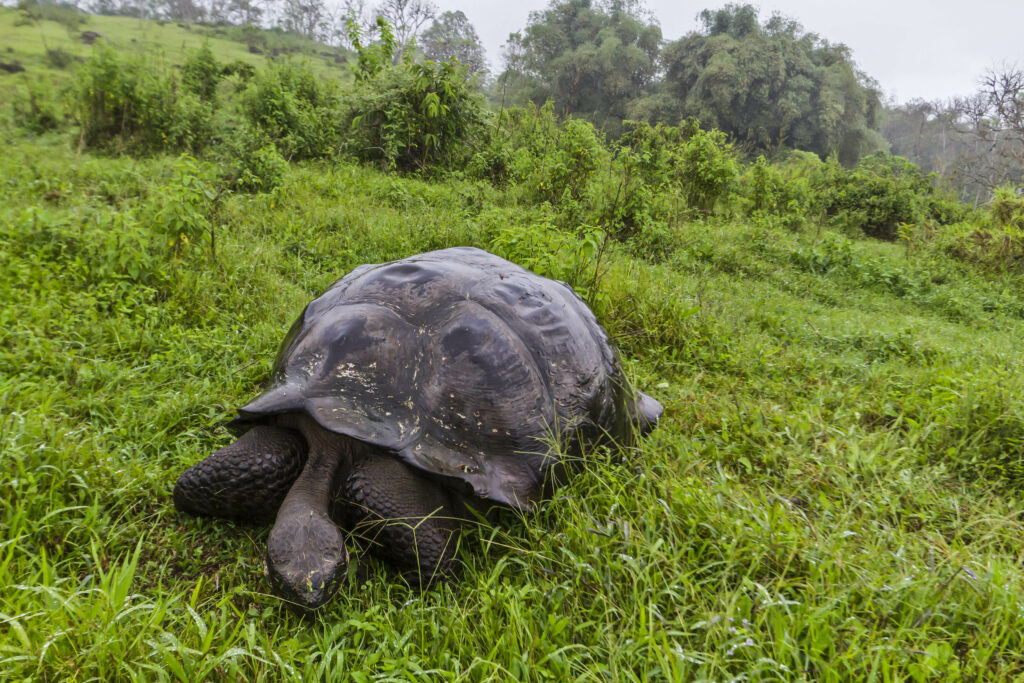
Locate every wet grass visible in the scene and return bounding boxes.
[3,129,1024,679]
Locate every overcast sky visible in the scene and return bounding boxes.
[437,0,1024,103]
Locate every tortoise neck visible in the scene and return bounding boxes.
[283,415,353,507]
[264,414,353,612]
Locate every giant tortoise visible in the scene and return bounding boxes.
[174,247,662,611]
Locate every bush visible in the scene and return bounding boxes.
[515,114,608,206]
[45,48,75,69]
[740,155,809,231]
[12,80,64,133]
[987,185,1024,231]
[219,126,287,193]
[242,59,341,160]
[468,112,738,244]
[181,43,222,104]
[593,119,737,239]
[812,152,953,240]
[339,17,488,173]
[676,123,739,214]
[340,59,487,172]
[142,155,218,257]
[73,44,212,153]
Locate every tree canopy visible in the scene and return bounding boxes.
[421,10,488,80]
[499,2,885,164]
[655,5,884,164]
[501,0,661,134]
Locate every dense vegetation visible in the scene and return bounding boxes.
[3,4,1024,681]
[501,2,884,162]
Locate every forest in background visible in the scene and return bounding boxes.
[4,1,1024,679]
[6,0,1021,203]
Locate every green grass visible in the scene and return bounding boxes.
[3,15,1024,680]
[0,6,348,104]
[3,129,1024,680]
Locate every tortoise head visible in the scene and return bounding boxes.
[265,504,349,613]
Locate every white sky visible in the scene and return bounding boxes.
[438,0,1024,103]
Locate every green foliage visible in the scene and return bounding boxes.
[181,42,223,104]
[11,78,64,133]
[6,115,1024,680]
[814,152,952,240]
[72,43,212,153]
[501,0,662,135]
[739,154,811,230]
[676,124,739,213]
[221,127,288,193]
[988,185,1024,230]
[658,4,883,164]
[513,111,609,206]
[598,118,738,234]
[346,14,401,84]
[340,57,488,172]
[904,186,1024,271]
[242,59,341,160]
[333,17,489,173]
[144,155,218,257]
[467,110,738,246]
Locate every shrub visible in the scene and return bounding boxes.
[242,59,341,160]
[591,121,679,238]
[72,44,212,153]
[676,123,739,214]
[45,48,75,69]
[987,185,1024,231]
[740,155,809,231]
[220,126,287,193]
[143,155,218,257]
[339,17,488,173]
[12,80,64,133]
[811,152,958,240]
[181,43,222,104]
[340,59,487,172]
[517,115,608,205]
[592,119,737,239]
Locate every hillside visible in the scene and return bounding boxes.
[3,10,1024,681]
[0,6,348,96]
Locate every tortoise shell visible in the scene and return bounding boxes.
[234,247,660,510]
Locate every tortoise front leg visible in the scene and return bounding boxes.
[174,426,307,524]
[344,455,465,588]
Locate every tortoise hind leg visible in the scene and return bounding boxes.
[174,426,307,524]
[344,455,464,588]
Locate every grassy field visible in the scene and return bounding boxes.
[0,6,347,101]
[4,9,1024,682]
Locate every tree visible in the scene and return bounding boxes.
[951,66,1024,197]
[224,0,263,25]
[421,10,488,80]
[279,0,330,40]
[500,0,662,135]
[657,4,884,164]
[373,0,436,62]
